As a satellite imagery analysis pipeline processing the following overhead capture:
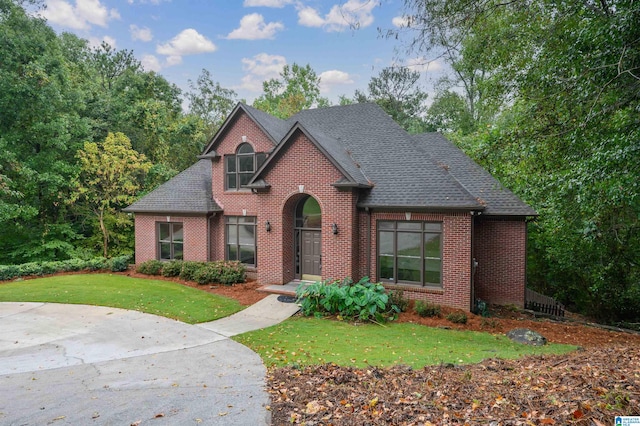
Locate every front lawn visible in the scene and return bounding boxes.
[0,274,243,323]
[234,316,577,368]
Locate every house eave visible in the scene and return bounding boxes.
[197,151,218,160]
[122,207,221,215]
[357,203,486,213]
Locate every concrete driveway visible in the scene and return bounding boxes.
[0,302,270,425]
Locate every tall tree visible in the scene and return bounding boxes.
[187,69,237,139]
[73,133,151,257]
[253,63,329,118]
[356,66,428,133]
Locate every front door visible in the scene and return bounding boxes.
[301,230,321,281]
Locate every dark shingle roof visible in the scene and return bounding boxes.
[412,133,537,216]
[123,159,220,214]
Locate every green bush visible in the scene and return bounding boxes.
[388,290,409,312]
[161,260,183,277]
[179,261,206,281]
[108,255,131,272]
[295,277,400,323]
[136,260,163,275]
[414,301,441,318]
[0,265,20,281]
[59,259,86,272]
[446,311,468,324]
[18,262,44,276]
[192,261,246,285]
[86,257,107,271]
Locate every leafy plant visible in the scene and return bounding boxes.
[136,259,163,275]
[446,311,468,324]
[295,277,400,323]
[414,300,442,318]
[179,261,206,281]
[192,261,245,285]
[388,290,409,312]
[161,260,183,277]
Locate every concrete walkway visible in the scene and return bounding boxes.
[0,295,299,425]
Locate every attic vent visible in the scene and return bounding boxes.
[438,161,450,171]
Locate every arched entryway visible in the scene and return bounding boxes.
[294,195,322,281]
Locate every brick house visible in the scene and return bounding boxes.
[124,102,536,311]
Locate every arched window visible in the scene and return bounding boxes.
[295,195,321,228]
[225,143,266,190]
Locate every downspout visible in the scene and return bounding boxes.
[470,211,477,312]
[367,207,372,279]
[207,213,216,261]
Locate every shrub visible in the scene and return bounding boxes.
[296,277,399,323]
[388,290,409,312]
[0,265,20,281]
[136,259,163,275]
[59,258,86,272]
[414,300,441,317]
[161,260,183,277]
[86,257,107,271]
[218,261,245,285]
[18,262,44,276]
[179,261,206,281]
[192,261,246,285]
[446,311,468,324]
[108,255,131,272]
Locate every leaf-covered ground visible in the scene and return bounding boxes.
[267,346,639,425]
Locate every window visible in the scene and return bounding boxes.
[378,221,442,287]
[225,143,267,190]
[158,222,183,260]
[226,216,256,266]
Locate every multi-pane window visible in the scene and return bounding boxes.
[158,222,183,260]
[225,143,267,190]
[378,221,442,287]
[226,216,256,266]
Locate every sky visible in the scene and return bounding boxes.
[36,0,447,105]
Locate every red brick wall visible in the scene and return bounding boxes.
[133,214,209,262]
[473,218,526,307]
[360,212,473,311]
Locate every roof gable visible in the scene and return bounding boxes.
[201,103,287,156]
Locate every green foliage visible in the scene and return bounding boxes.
[136,259,163,275]
[179,261,207,281]
[187,68,237,139]
[414,300,441,318]
[161,260,183,277]
[388,290,409,312]
[295,277,400,323]
[107,254,131,272]
[253,63,329,119]
[193,261,245,285]
[0,257,118,280]
[446,311,468,324]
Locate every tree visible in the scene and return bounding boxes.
[91,41,140,91]
[354,66,428,133]
[73,133,151,258]
[187,69,237,139]
[424,90,474,134]
[253,63,329,118]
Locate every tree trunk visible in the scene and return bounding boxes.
[98,207,108,258]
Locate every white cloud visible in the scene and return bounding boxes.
[239,53,287,92]
[42,0,119,30]
[227,13,284,40]
[141,54,162,72]
[130,24,153,42]
[243,0,292,7]
[406,57,444,73]
[297,6,324,27]
[318,70,354,93]
[156,29,216,66]
[392,15,410,28]
[87,35,116,49]
[298,0,377,32]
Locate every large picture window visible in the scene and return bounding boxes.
[158,222,183,260]
[378,221,442,287]
[225,143,267,190]
[226,216,256,266]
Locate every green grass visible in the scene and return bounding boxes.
[234,317,577,368]
[0,274,243,324]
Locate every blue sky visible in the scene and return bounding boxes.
[37,0,446,104]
